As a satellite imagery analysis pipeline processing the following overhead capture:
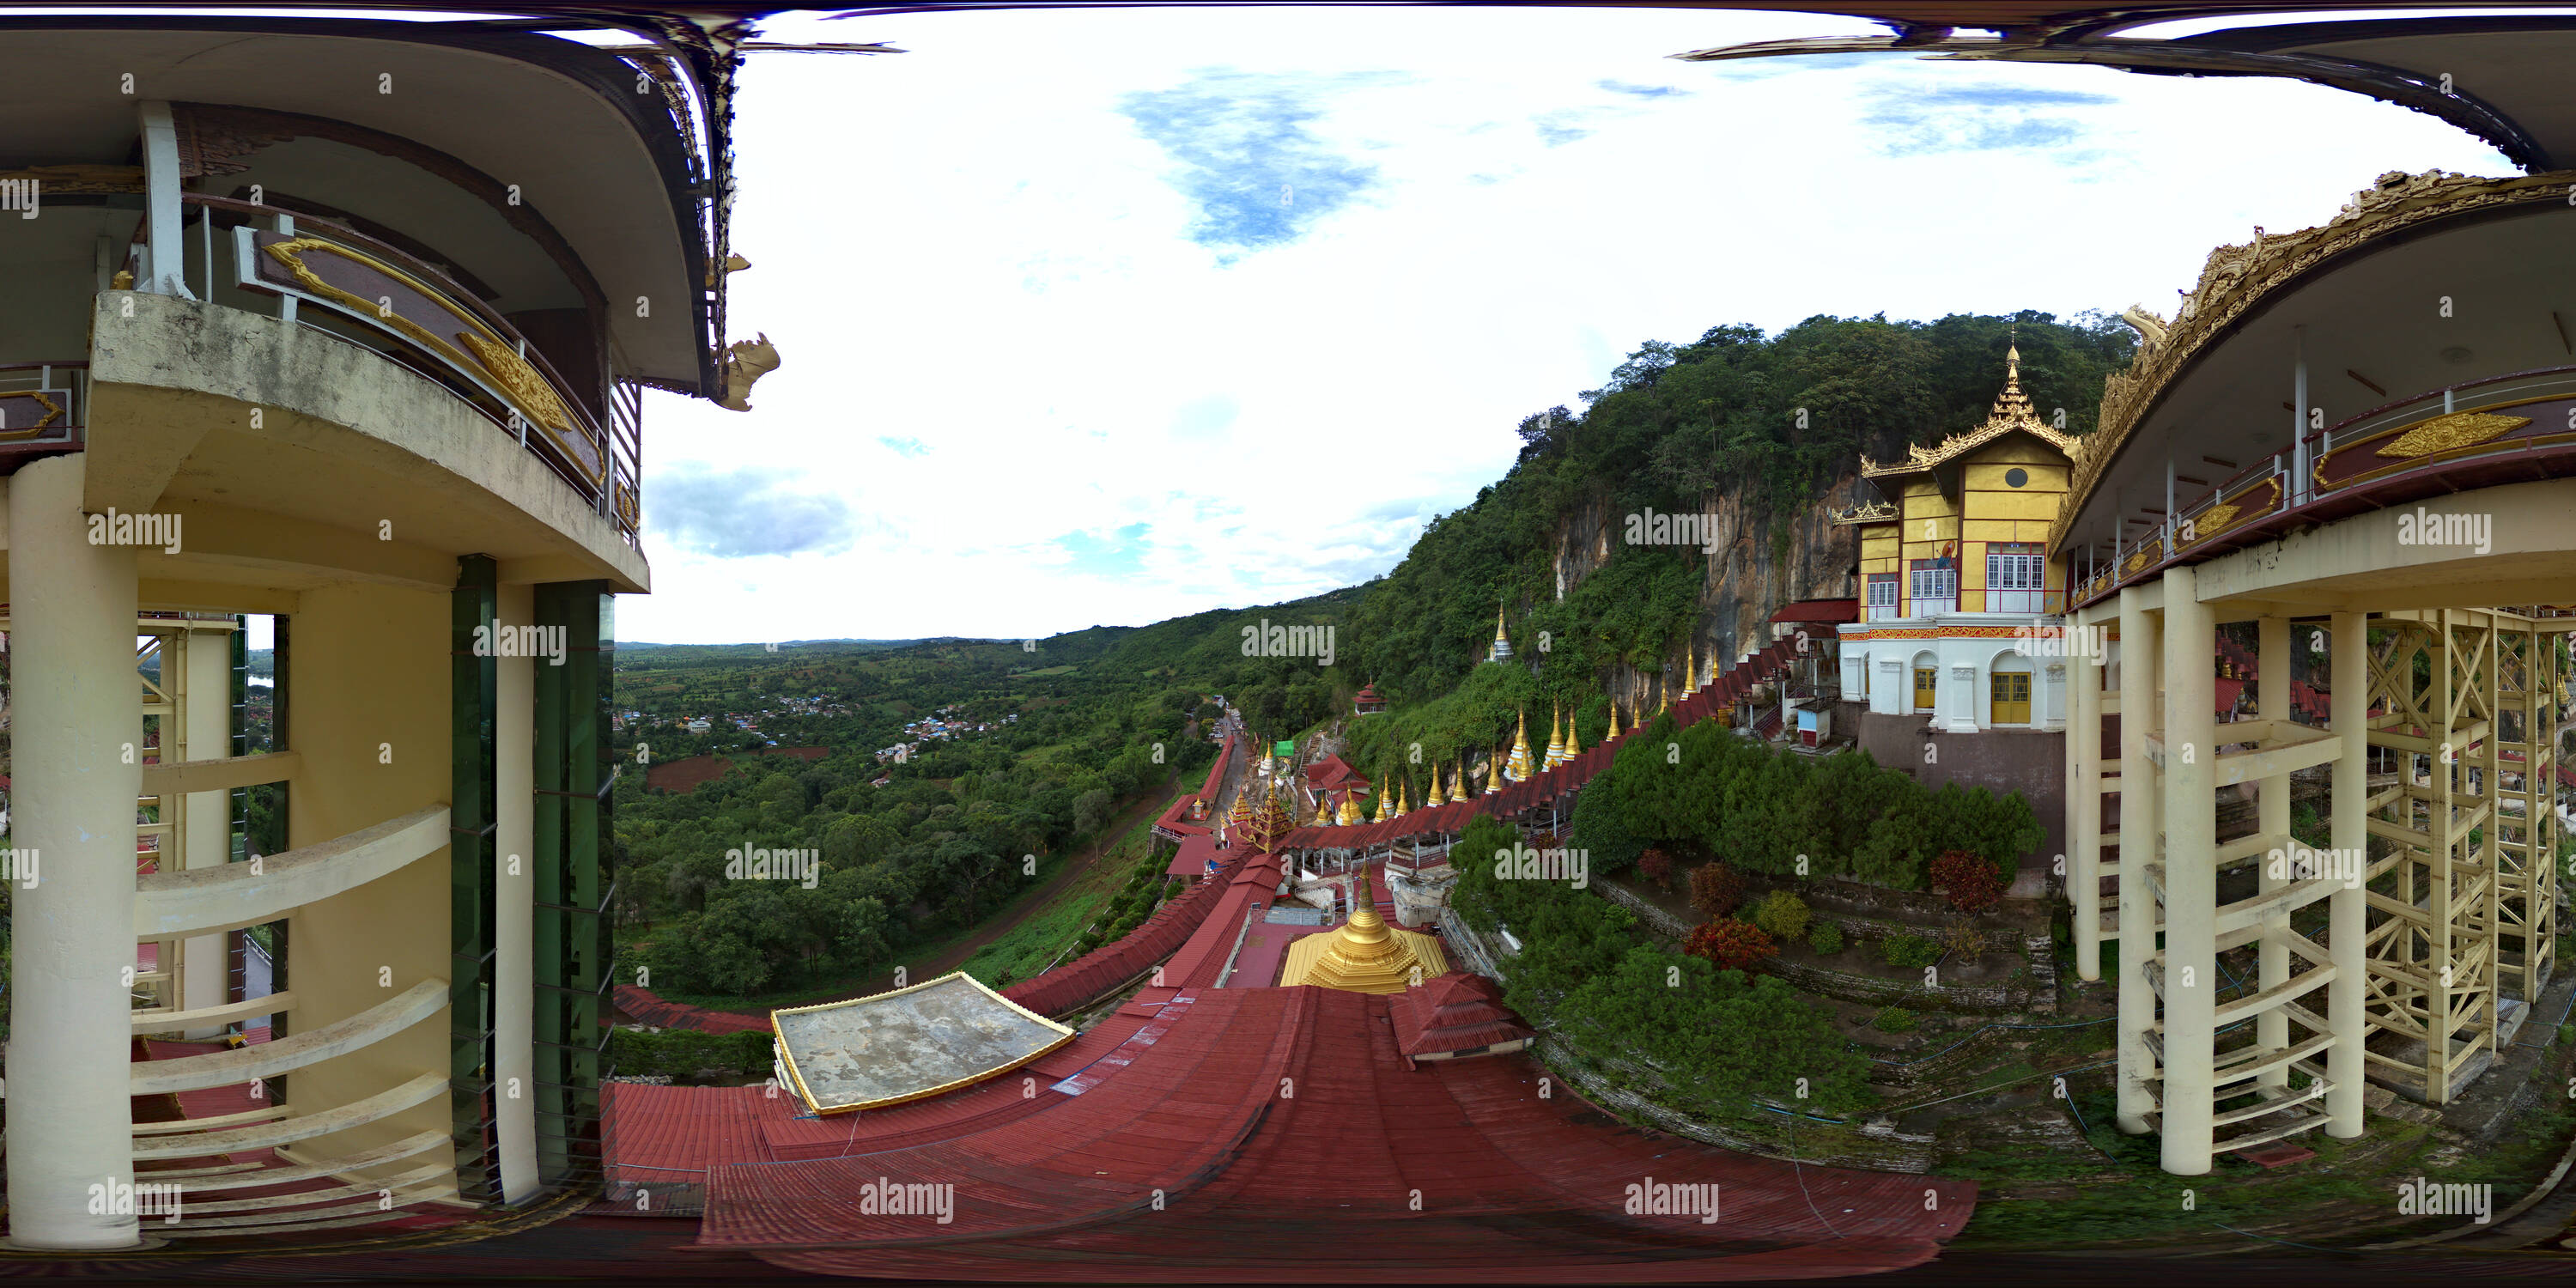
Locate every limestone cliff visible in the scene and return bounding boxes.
[1556,474,1872,707]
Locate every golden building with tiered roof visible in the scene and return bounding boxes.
[1832,343,2077,733]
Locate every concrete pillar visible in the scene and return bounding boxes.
[2072,639,2102,981]
[495,583,538,1201]
[2255,614,2291,1089]
[2327,611,2367,1138]
[2116,586,2160,1134]
[1948,661,1979,733]
[2160,567,2218,1176]
[4,455,143,1249]
[180,623,233,1037]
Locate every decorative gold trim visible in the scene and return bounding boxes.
[2183,476,2279,547]
[769,969,1078,1117]
[0,390,66,440]
[2057,167,2576,550]
[1830,500,1899,525]
[457,331,577,440]
[2315,392,2574,493]
[2375,410,2530,459]
[262,235,601,485]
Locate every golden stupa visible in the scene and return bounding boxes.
[1371,775,1393,824]
[1279,870,1449,994]
[1607,700,1625,741]
[1544,705,1566,769]
[1564,708,1583,760]
[1485,747,1503,794]
[1313,797,1334,827]
[1335,791,1360,826]
[1395,780,1411,815]
[1684,640,1699,696]
[1504,710,1534,781]
[1424,765,1447,809]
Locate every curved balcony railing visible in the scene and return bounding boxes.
[2071,365,2576,609]
[175,194,641,545]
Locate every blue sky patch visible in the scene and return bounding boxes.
[1118,70,1391,252]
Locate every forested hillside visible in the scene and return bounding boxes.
[1337,309,2132,781]
[610,588,1362,999]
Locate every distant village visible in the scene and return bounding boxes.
[874,704,1015,767]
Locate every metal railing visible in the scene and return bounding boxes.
[173,194,643,546]
[2075,365,2576,608]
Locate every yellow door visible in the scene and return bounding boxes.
[1913,666,1936,713]
[1990,671,2031,724]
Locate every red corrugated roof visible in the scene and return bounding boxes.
[685,987,1973,1280]
[1388,971,1535,1058]
[1767,598,1859,624]
[1001,848,1252,1016]
[1164,831,1221,878]
[1303,753,1369,792]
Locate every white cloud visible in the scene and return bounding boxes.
[619,5,2506,643]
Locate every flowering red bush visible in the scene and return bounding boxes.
[1688,862,1747,920]
[1683,918,1777,972]
[1637,848,1674,888]
[1929,849,2008,915]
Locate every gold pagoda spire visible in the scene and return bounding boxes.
[1335,791,1360,826]
[1564,708,1583,760]
[1371,774,1393,823]
[1485,746,1503,794]
[1607,698,1625,741]
[1684,640,1698,696]
[1544,704,1565,769]
[1991,329,2034,422]
[1424,764,1446,809]
[1505,709,1534,781]
[1397,778,1411,815]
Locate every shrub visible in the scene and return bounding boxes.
[1808,921,1844,956]
[1568,780,1644,876]
[1750,890,1810,942]
[1637,848,1675,888]
[1880,932,1940,969]
[1688,863,1747,920]
[2560,1023,2575,1048]
[1941,921,1988,962]
[1929,848,2008,915]
[1684,919,1777,972]
[1872,1005,1918,1033]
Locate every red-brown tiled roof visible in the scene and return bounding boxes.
[1388,971,1535,1059]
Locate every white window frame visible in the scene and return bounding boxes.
[1909,562,1957,617]
[1986,548,2045,614]
[1866,574,1900,622]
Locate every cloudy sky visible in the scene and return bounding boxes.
[616,4,2506,645]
